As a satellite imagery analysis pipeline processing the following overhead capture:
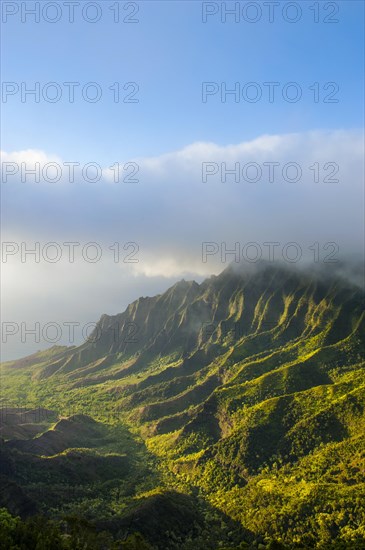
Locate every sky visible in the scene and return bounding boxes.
[1,0,364,360]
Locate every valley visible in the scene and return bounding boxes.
[1,263,364,549]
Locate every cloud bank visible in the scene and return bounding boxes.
[1,130,364,359]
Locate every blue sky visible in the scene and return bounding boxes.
[1,1,364,360]
[2,1,364,163]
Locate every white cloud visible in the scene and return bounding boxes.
[1,149,62,165]
[1,130,364,359]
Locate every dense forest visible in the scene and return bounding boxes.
[1,265,364,549]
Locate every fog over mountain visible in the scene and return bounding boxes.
[1,130,364,360]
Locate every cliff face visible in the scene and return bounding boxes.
[27,264,364,383]
[2,263,364,546]
[6,264,363,447]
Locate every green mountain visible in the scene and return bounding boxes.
[1,263,364,549]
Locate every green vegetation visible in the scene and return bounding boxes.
[1,265,364,548]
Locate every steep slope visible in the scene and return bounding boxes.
[1,262,364,548]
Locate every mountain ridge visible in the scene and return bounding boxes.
[1,262,364,548]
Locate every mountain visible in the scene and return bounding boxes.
[1,263,364,549]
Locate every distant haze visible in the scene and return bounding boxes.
[1,130,364,360]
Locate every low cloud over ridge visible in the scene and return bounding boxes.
[1,130,364,359]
